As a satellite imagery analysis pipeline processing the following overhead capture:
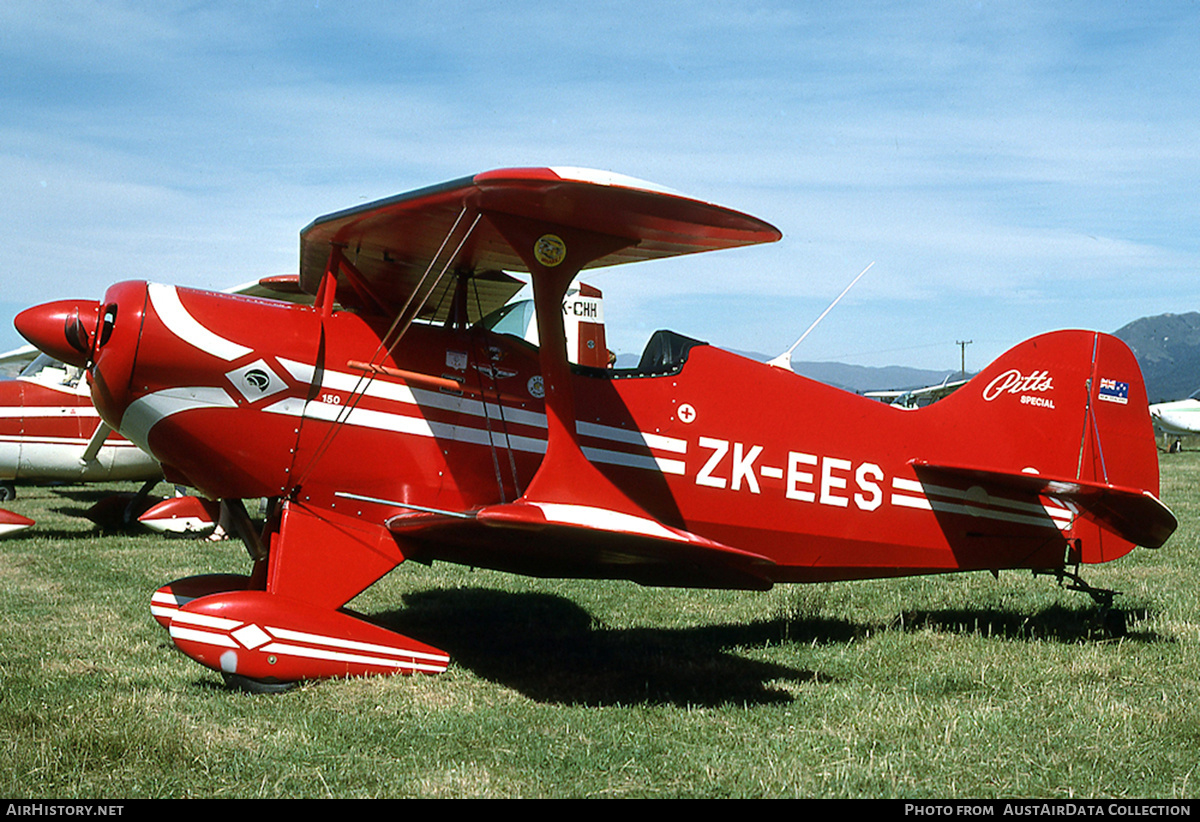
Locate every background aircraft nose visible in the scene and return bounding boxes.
[14,299,102,368]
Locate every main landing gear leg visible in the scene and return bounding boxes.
[1035,567,1127,638]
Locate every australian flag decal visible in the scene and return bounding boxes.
[1098,377,1129,405]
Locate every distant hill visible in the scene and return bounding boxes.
[721,349,962,393]
[780,360,962,394]
[616,348,961,394]
[1112,312,1200,403]
[623,312,1200,401]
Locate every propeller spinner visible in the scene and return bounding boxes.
[15,299,102,368]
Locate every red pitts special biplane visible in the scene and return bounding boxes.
[16,167,1176,691]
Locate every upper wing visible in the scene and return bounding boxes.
[307,168,782,585]
[298,167,781,322]
[225,270,525,325]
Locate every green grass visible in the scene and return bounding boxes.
[2,456,1200,798]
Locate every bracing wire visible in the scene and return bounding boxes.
[289,209,482,490]
[468,277,523,501]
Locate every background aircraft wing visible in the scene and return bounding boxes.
[864,378,968,408]
[0,344,39,377]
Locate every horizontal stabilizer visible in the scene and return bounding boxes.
[912,460,1177,549]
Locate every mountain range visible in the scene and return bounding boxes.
[696,310,1200,402]
[1112,312,1200,403]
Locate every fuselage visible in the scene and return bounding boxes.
[0,355,160,483]
[57,281,1156,583]
[1149,397,1200,436]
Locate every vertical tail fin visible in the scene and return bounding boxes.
[921,330,1174,561]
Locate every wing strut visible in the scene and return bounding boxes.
[81,421,112,463]
[481,211,646,511]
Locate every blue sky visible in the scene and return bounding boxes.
[2,2,1198,372]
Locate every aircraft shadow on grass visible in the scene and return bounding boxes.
[339,587,1164,707]
[35,486,147,520]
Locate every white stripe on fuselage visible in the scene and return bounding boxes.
[121,387,239,450]
[274,360,686,470]
[891,476,1072,530]
[120,359,681,474]
[149,284,253,361]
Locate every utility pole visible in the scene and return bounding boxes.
[956,340,972,378]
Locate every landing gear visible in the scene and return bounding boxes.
[221,673,297,695]
[0,482,15,502]
[1035,567,1127,638]
[150,502,450,691]
[84,479,162,530]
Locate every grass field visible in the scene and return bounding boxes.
[2,453,1199,799]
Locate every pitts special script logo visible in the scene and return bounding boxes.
[982,369,1055,407]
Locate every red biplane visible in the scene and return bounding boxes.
[15,167,1176,691]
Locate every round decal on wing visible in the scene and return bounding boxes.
[534,234,567,268]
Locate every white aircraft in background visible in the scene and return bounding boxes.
[0,279,311,503]
[1149,392,1200,451]
[0,345,162,501]
[863,375,969,409]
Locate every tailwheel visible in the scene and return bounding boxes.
[1035,567,1127,638]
